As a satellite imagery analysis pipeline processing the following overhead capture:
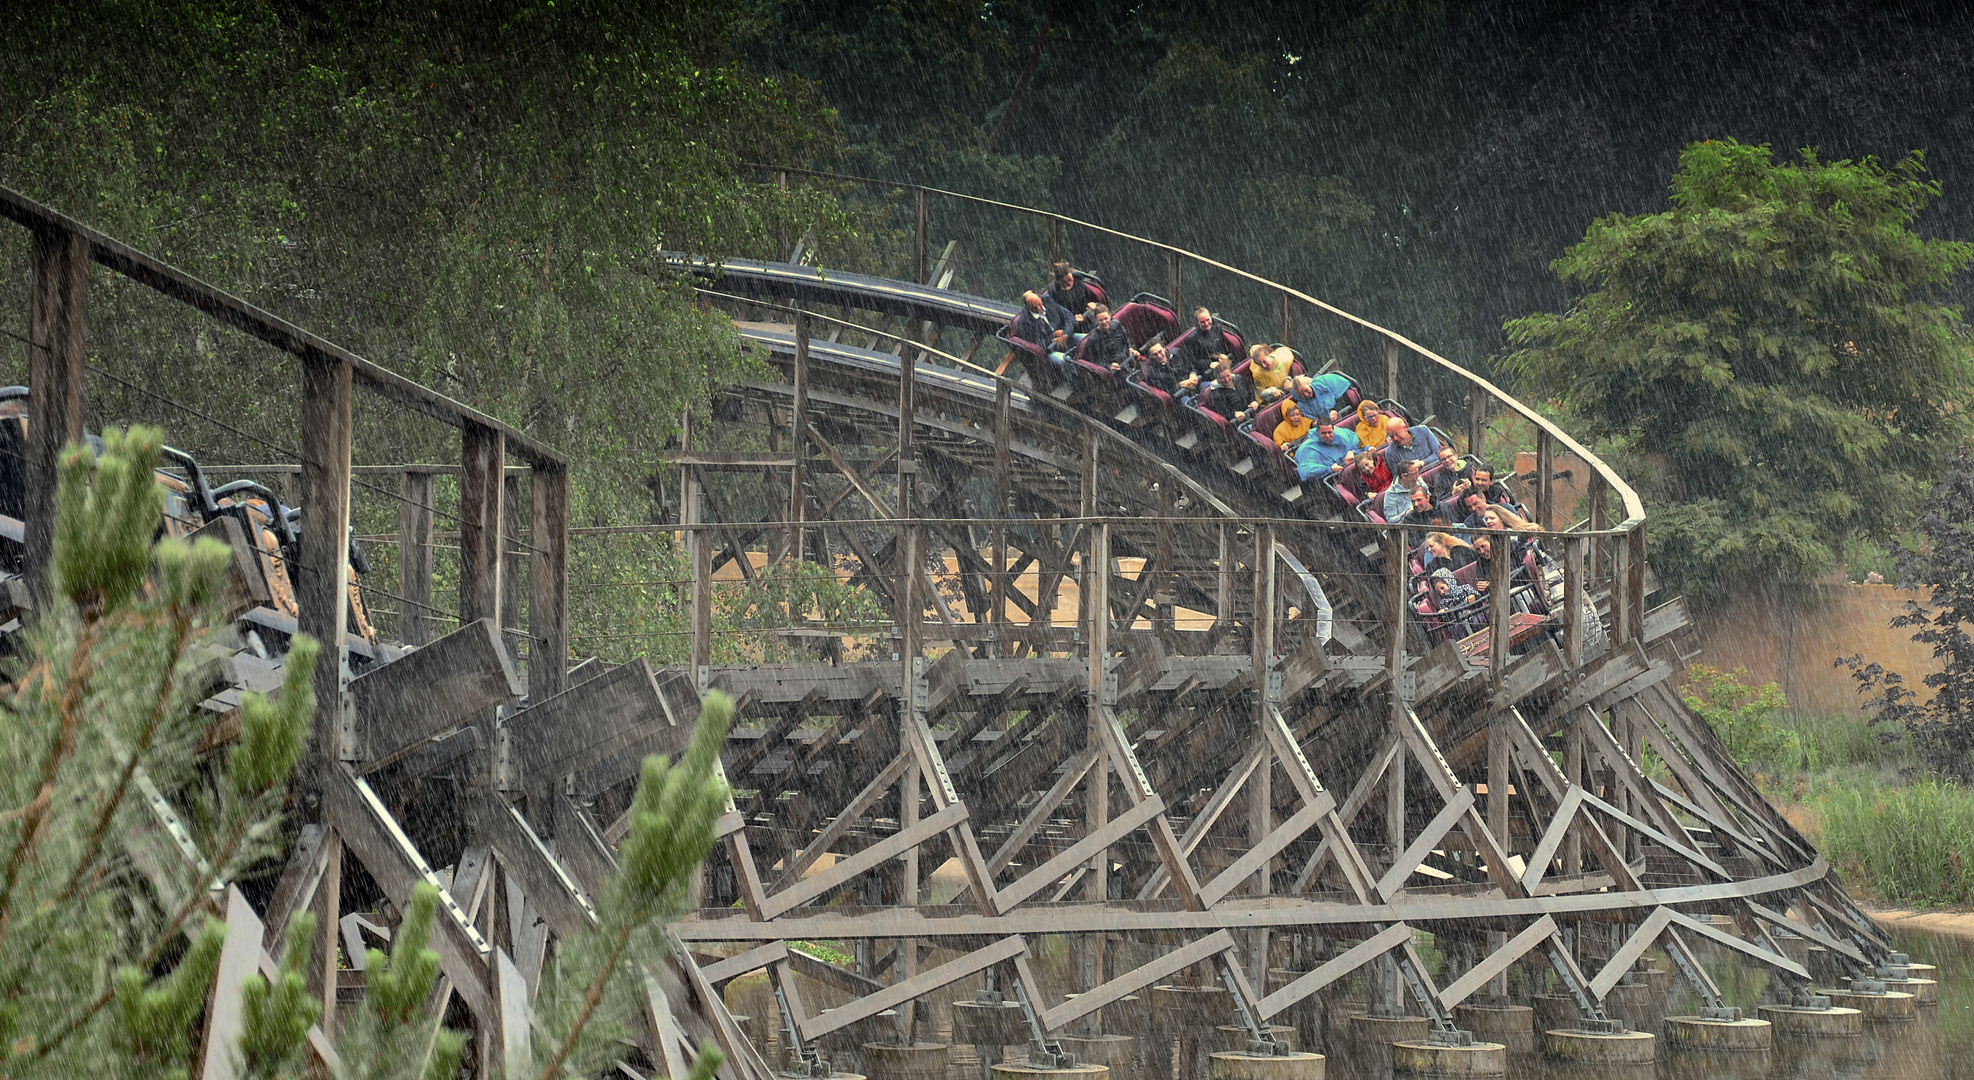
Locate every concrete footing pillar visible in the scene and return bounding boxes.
[1451,1005,1534,1054]
[1530,994,1579,1035]
[1601,984,1657,1036]
[863,1042,951,1080]
[1820,989,1917,1022]
[1342,1014,1427,1071]
[1663,1016,1772,1051]
[1390,1040,1507,1076]
[1207,1051,1326,1080]
[1757,1004,1864,1037]
[1542,1028,1656,1064]
[1151,985,1225,1080]
[1214,1025,1296,1052]
[1057,1035,1135,1080]
[990,1064,1108,1080]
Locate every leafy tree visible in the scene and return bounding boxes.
[0,425,313,1077]
[1842,445,1974,780]
[1504,139,1974,592]
[1681,664,1798,771]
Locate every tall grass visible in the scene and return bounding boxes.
[1808,778,1974,907]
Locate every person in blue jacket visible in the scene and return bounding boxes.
[1293,417,1359,480]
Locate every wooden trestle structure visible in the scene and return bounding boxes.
[0,177,1910,1079]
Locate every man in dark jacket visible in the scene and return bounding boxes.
[1172,306,1233,375]
[1198,366,1249,419]
[1141,343,1188,395]
[1048,263,1099,333]
[1083,305,1137,371]
[1011,290,1064,350]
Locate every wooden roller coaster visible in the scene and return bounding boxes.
[0,172,1914,1079]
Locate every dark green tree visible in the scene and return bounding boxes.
[1842,445,1974,781]
[1503,139,1974,591]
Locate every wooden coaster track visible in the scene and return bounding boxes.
[0,176,1908,1078]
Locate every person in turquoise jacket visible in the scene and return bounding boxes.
[1293,418,1359,480]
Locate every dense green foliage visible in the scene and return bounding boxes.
[1812,778,1974,907]
[1682,664,1799,771]
[0,426,314,1076]
[0,0,847,511]
[1504,140,1974,591]
[1844,445,1974,780]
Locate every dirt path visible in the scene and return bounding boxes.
[1863,902,1974,942]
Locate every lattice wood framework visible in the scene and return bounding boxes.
[0,177,1905,1080]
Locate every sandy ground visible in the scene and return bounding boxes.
[1864,902,1974,942]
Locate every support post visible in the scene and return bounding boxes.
[1489,530,1512,687]
[789,311,810,563]
[1216,525,1234,633]
[683,413,712,671]
[1611,526,1634,647]
[1382,335,1402,405]
[26,224,87,576]
[1249,527,1276,988]
[1467,386,1487,464]
[459,423,505,626]
[1561,536,1585,671]
[1085,511,1111,990]
[1167,251,1184,319]
[915,190,930,285]
[1626,526,1647,644]
[501,472,524,664]
[398,470,435,647]
[314,830,342,1038]
[529,462,570,702]
[1046,218,1064,272]
[1588,473,1608,586]
[1386,530,1407,713]
[990,378,1011,655]
[301,353,353,762]
[1535,429,1554,530]
[1487,722,1511,998]
[1279,294,1296,351]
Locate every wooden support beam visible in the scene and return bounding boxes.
[200,887,264,1080]
[1383,335,1403,403]
[1256,924,1413,1020]
[349,618,519,767]
[1042,930,1235,1031]
[474,796,598,940]
[399,471,436,646]
[760,802,969,920]
[773,753,913,891]
[1376,787,1475,901]
[300,352,353,762]
[699,942,791,988]
[25,223,86,575]
[320,765,493,1021]
[460,422,505,626]
[530,461,570,701]
[994,794,1164,912]
[799,935,1027,1043]
[1535,430,1554,529]
[508,659,687,797]
[1441,915,1557,1008]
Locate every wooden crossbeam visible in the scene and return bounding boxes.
[798,936,1026,1042]
[349,617,518,766]
[1256,923,1413,1019]
[699,941,790,988]
[987,747,1100,877]
[476,796,598,939]
[1198,796,1329,907]
[1041,930,1236,1030]
[773,751,913,892]
[1376,787,1475,901]
[320,764,493,1020]
[1441,915,1558,1008]
[994,794,1165,912]
[761,801,969,919]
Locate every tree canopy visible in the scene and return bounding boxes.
[1503,139,1974,591]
